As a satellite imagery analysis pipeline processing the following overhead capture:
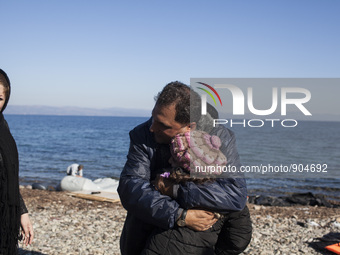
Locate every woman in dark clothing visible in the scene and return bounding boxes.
[0,69,34,254]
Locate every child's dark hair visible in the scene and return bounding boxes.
[167,167,213,185]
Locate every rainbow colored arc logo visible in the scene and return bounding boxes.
[196,82,223,106]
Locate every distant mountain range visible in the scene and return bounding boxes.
[5,105,339,122]
[5,105,151,117]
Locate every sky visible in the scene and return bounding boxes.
[1,0,339,113]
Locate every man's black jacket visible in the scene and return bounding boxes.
[118,118,247,230]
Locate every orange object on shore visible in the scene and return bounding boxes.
[325,243,340,255]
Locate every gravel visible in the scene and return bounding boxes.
[18,188,340,255]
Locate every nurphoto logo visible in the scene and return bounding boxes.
[192,79,313,128]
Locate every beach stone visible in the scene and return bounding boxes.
[307,220,320,227]
[253,205,261,210]
[332,221,340,228]
[47,185,56,191]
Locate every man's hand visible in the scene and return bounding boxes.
[185,209,218,231]
[21,213,34,246]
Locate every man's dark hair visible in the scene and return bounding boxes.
[154,81,201,125]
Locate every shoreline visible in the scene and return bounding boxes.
[18,187,340,255]
[19,173,340,201]
[20,178,340,207]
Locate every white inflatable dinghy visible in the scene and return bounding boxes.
[60,176,119,193]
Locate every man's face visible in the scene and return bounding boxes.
[150,103,190,144]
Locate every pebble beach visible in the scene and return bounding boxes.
[18,187,340,255]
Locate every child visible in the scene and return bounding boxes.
[144,130,252,255]
[0,69,34,254]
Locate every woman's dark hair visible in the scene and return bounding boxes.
[154,81,201,124]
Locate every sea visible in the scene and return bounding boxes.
[4,114,340,202]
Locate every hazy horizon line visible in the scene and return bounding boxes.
[4,104,339,122]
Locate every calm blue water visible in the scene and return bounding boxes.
[4,114,340,201]
[229,120,340,200]
[6,115,147,186]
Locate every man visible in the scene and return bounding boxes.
[118,81,248,254]
[66,163,83,177]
